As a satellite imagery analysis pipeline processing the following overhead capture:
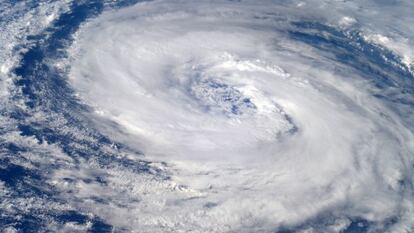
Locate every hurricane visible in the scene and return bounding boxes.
[1,0,414,232]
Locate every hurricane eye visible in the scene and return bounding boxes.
[190,79,256,116]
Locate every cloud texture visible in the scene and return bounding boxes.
[64,1,414,232]
[1,0,414,232]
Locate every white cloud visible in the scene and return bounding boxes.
[64,0,414,232]
[1,0,413,232]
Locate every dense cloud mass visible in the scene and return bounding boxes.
[1,0,414,232]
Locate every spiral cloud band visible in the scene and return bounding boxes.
[1,0,414,232]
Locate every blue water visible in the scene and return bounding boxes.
[1,1,155,232]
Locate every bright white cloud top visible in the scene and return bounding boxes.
[1,0,414,232]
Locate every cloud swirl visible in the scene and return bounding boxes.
[1,0,414,232]
[64,1,414,232]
